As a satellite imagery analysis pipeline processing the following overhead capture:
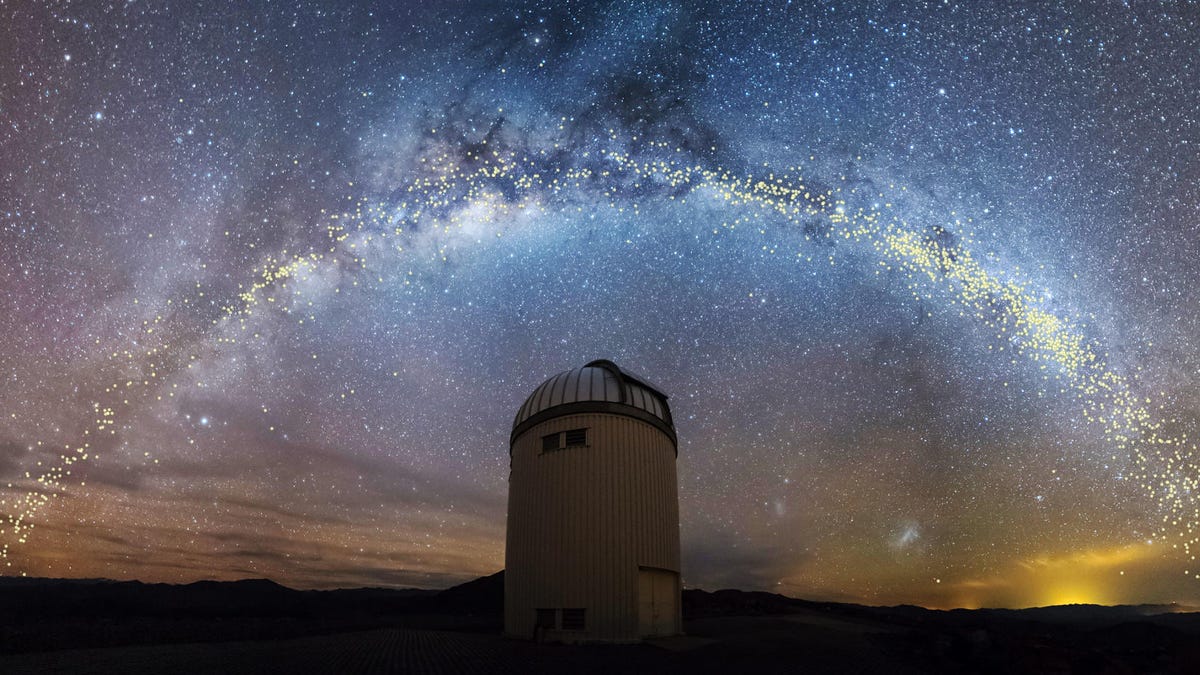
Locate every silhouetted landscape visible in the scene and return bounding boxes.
[3,573,1199,673]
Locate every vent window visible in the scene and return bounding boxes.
[564,428,588,447]
[535,608,557,629]
[541,429,589,454]
[561,608,586,631]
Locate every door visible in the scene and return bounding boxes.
[637,567,678,637]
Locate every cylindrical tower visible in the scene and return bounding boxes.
[505,359,681,643]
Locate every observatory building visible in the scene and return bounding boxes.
[505,359,681,643]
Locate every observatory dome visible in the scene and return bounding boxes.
[511,359,675,447]
[505,359,682,642]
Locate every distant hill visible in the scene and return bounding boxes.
[431,570,504,614]
[0,573,489,654]
[682,587,823,617]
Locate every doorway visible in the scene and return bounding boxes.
[637,566,679,637]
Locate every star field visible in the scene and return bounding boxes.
[2,1,1200,609]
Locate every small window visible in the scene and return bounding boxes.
[563,428,588,447]
[535,608,557,629]
[561,608,586,631]
[542,433,560,453]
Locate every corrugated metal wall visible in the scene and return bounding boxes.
[505,412,681,642]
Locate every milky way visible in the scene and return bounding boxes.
[2,1,1200,608]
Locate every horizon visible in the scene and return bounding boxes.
[9,570,1200,615]
[4,2,1200,612]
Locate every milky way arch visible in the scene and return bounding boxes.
[3,143,1197,578]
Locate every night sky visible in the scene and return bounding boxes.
[2,1,1200,609]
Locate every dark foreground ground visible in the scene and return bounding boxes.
[3,573,1200,674]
